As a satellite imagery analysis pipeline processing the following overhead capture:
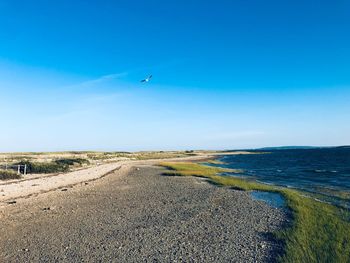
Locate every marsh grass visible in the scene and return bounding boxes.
[134,152,189,160]
[159,162,350,263]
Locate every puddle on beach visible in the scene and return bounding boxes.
[250,191,286,209]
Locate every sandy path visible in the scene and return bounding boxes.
[0,163,121,205]
[0,155,212,206]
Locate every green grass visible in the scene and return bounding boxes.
[159,162,350,263]
[134,152,188,160]
[0,169,22,180]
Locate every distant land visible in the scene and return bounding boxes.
[255,145,350,151]
[223,146,350,152]
[256,146,322,150]
[336,145,350,149]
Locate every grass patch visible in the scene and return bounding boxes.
[0,169,21,180]
[161,162,241,177]
[159,162,350,263]
[278,189,350,263]
[134,152,188,160]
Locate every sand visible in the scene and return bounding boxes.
[0,154,213,207]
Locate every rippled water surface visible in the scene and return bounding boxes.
[217,147,350,208]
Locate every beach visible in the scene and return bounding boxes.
[0,154,214,206]
[0,157,287,262]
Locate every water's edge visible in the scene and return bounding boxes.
[250,191,286,209]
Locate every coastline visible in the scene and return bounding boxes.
[0,163,287,262]
[160,161,350,262]
[2,151,349,262]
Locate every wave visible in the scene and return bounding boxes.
[303,169,337,174]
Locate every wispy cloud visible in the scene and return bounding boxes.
[67,72,128,88]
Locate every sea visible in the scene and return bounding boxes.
[214,147,350,209]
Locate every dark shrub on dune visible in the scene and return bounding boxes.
[15,158,89,174]
[54,158,89,166]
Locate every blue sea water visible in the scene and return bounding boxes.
[215,147,350,208]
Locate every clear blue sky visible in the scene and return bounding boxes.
[0,0,349,151]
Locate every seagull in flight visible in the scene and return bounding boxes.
[141,75,152,83]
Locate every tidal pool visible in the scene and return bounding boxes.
[250,191,286,209]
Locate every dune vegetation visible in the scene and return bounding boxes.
[159,162,350,263]
[0,151,203,177]
[0,150,202,166]
[54,158,90,166]
[15,161,70,174]
[0,151,192,179]
[15,158,90,174]
[0,169,22,180]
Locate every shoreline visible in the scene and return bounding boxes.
[0,163,287,262]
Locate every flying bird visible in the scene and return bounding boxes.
[141,75,152,83]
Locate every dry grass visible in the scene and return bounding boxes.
[0,169,21,180]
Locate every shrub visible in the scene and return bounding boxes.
[54,158,89,166]
[15,161,69,174]
[15,158,89,174]
[0,169,21,180]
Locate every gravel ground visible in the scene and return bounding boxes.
[0,165,288,262]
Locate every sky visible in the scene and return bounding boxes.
[0,0,349,152]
